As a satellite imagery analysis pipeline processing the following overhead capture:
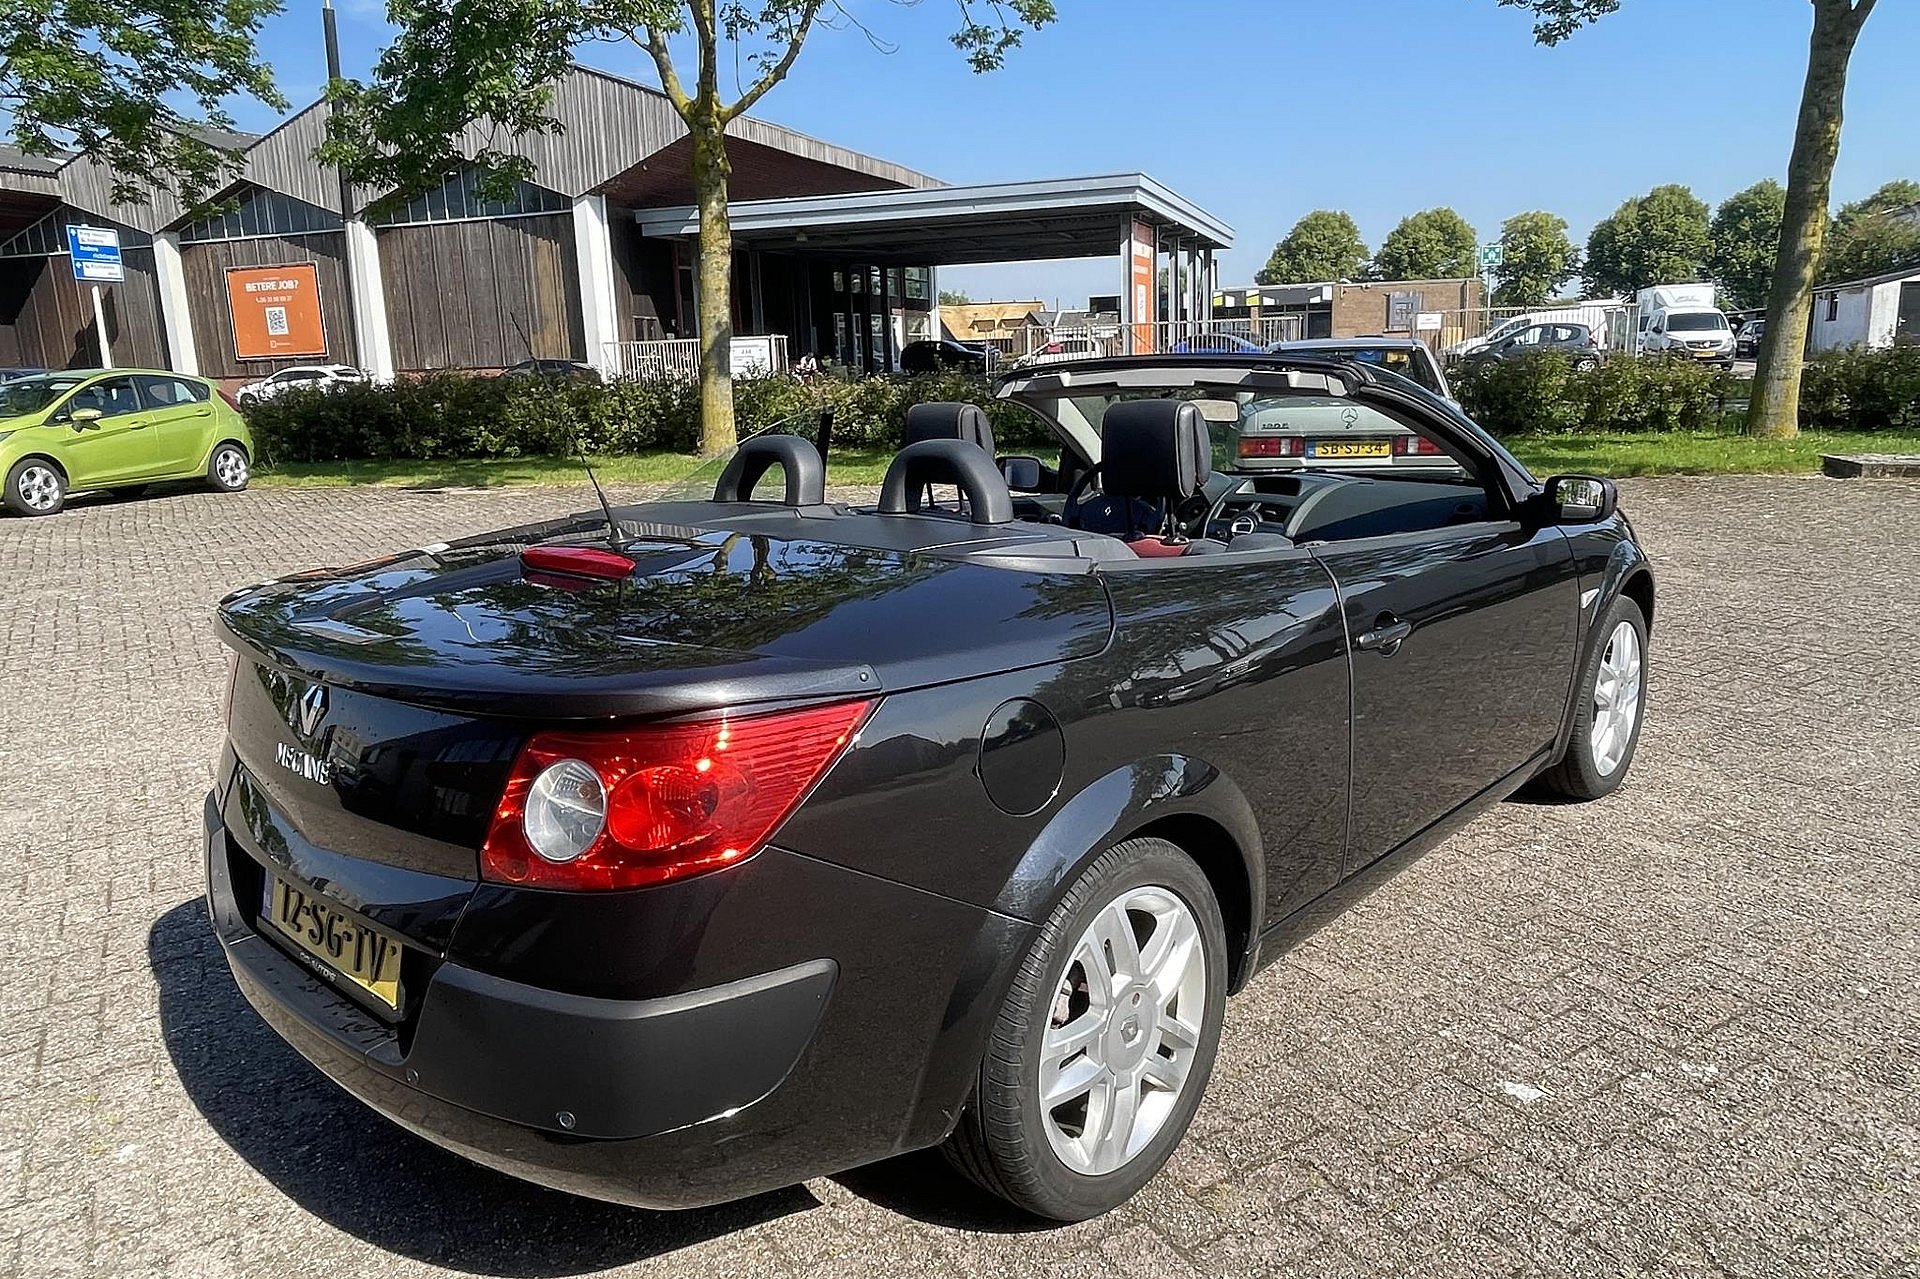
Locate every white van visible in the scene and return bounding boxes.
[1642,308,1735,366]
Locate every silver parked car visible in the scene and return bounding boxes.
[1236,338,1461,472]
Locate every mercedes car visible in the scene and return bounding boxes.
[205,354,1652,1222]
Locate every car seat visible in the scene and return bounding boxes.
[1073,400,1226,557]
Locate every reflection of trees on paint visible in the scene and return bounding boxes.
[1015,561,1342,719]
[230,531,942,684]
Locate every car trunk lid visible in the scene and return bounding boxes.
[216,514,1113,946]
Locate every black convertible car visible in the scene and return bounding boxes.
[206,355,1652,1221]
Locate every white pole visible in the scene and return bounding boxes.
[91,285,113,369]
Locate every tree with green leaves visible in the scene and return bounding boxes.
[1504,0,1885,438]
[1821,179,1920,282]
[1371,207,1478,281]
[1491,211,1579,306]
[1581,184,1711,296]
[937,289,974,307]
[1709,180,1787,309]
[0,0,284,204]
[323,0,1053,455]
[1254,210,1368,285]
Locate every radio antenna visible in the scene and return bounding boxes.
[574,433,625,550]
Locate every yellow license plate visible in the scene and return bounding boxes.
[264,875,404,1010]
[1308,439,1392,458]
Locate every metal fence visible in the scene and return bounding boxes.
[605,334,790,381]
[1418,303,1641,357]
[981,316,1310,364]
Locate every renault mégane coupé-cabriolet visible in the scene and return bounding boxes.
[205,355,1651,1221]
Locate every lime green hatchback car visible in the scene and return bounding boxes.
[0,369,254,516]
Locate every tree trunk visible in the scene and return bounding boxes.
[691,123,736,455]
[1747,0,1873,440]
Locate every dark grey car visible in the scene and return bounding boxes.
[1467,323,1602,371]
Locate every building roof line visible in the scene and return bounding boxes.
[633,173,1235,249]
[570,61,943,190]
[1815,264,1920,291]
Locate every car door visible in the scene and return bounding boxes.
[1308,513,1581,876]
[133,375,216,477]
[53,375,156,487]
[1097,549,1353,926]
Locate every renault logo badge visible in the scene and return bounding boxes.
[292,683,328,738]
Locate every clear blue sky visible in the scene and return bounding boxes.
[239,0,1920,306]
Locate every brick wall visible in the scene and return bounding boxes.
[1330,278,1482,338]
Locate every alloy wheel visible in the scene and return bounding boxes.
[16,465,61,512]
[1590,619,1643,776]
[1039,885,1207,1176]
[215,449,249,488]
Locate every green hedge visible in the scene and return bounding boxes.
[1797,345,1920,432]
[244,370,1051,465]
[1453,352,1737,437]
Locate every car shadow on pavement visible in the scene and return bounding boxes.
[148,901,816,1278]
[831,1151,1056,1233]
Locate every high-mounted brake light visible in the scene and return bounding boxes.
[520,544,636,581]
[482,700,874,891]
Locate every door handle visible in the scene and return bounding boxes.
[190,408,212,417]
[1355,613,1413,655]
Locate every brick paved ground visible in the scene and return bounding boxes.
[0,474,1915,1279]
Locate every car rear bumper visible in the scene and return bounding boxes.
[204,799,845,1207]
[201,774,1026,1209]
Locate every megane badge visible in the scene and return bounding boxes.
[292,683,328,737]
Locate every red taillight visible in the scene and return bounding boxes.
[520,545,636,581]
[1237,436,1304,458]
[1394,434,1446,456]
[217,388,246,413]
[482,700,874,891]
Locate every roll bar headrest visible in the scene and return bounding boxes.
[877,439,1014,524]
[712,434,826,506]
[1102,400,1212,501]
[904,401,995,455]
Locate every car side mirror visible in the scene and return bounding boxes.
[69,407,102,427]
[998,454,1045,493]
[1544,474,1618,524]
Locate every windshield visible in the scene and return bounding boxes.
[1048,383,1467,476]
[0,374,85,417]
[1667,312,1728,332]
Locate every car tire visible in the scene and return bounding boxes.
[1541,595,1647,800]
[944,837,1227,1221]
[4,458,67,516]
[207,442,250,493]
[1573,356,1599,372]
[110,485,148,499]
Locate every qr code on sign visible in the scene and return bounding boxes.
[265,306,289,336]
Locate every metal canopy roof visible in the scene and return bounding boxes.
[631,174,1234,265]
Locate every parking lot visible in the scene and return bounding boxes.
[1,473,1915,1279]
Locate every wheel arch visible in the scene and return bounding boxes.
[1620,566,1654,633]
[899,756,1266,1153]
[1125,811,1256,995]
[987,756,1265,993]
[7,452,69,482]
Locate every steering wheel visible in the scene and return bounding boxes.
[1061,464,1165,539]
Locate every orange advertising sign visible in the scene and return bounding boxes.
[226,263,327,360]
[1129,219,1156,354]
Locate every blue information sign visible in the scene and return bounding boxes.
[66,224,125,283]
